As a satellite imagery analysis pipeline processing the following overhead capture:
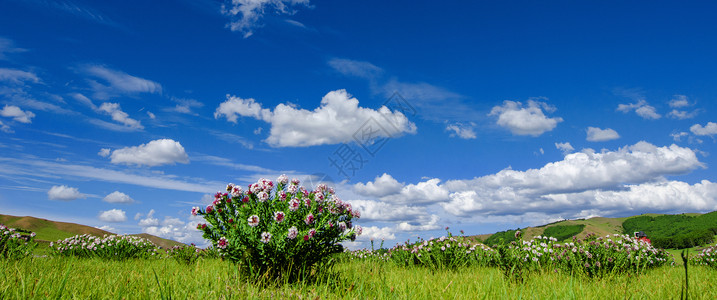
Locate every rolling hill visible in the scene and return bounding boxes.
[0,214,185,249]
[477,211,717,249]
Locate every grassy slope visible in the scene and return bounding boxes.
[475,212,711,245]
[0,214,184,249]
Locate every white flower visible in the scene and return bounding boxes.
[260,232,272,243]
[247,215,260,227]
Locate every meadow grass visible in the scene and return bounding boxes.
[1,257,715,299]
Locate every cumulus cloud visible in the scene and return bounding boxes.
[671,132,689,142]
[617,100,661,119]
[98,209,127,222]
[138,209,206,245]
[107,139,189,167]
[555,142,574,154]
[586,127,620,142]
[138,209,159,226]
[98,102,143,130]
[489,100,562,136]
[102,191,134,204]
[48,185,87,201]
[446,123,477,139]
[669,95,689,108]
[690,122,717,137]
[221,0,311,38]
[441,141,704,216]
[358,226,396,241]
[98,148,110,157]
[354,173,449,205]
[215,89,417,147]
[0,105,35,123]
[353,173,403,197]
[0,68,39,84]
[82,65,162,100]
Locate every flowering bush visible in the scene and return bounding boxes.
[195,175,361,281]
[0,224,37,260]
[388,231,496,270]
[494,233,672,280]
[691,245,717,268]
[50,234,158,260]
[166,243,202,265]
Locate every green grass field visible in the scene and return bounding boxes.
[1,256,715,299]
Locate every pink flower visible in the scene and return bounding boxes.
[257,191,269,202]
[260,232,272,243]
[206,205,214,214]
[274,211,285,223]
[277,174,288,185]
[355,225,363,235]
[291,178,300,185]
[231,186,243,198]
[352,210,361,218]
[289,198,300,211]
[191,206,199,216]
[247,215,260,227]
[303,235,310,241]
[287,226,298,239]
[218,237,228,249]
[279,191,287,200]
[242,196,249,203]
[308,228,316,238]
[197,223,207,230]
[287,184,298,194]
[338,222,347,232]
[226,183,234,192]
[304,213,315,225]
[304,198,311,208]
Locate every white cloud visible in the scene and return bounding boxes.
[0,120,11,133]
[669,95,689,108]
[98,102,143,130]
[446,122,477,139]
[0,157,219,193]
[586,127,620,142]
[349,199,428,222]
[98,209,127,222]
[71,93,97,110]
[0,37,26,60]
[353,173,403,197]
[671,132,689,142]
[354,174,449,205]
[95,225,116,233]
[489,100,563,136]
[0,105,35,123]
[441,141,704,216]
[0,68,39,84]
[617,100,661,119]
[83,65,162,100]
[98,148,111,157]
[169,97,204,115]
[138,209,159,226]
[108,139,189,167]
[147,111,156,119]
[359,226,396,241]
[215,89,417,147]
[48,185,87,201]
[221,0,311,38]
[690,122,717,137]
[102,191,134,204]
[396,215,441,232]
[555,142,574,154]
[328,58,383,80]
[668,110,698,120]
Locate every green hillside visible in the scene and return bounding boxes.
[479,211,717,249]
[0,214,185,250]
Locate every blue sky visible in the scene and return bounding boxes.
[1,0,717,248]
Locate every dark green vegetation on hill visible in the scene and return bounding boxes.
[482,211,717,249]
[0,214,184,249]
[622,211,717,249]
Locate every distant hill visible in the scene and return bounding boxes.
[0,214,185,249]
[477,211,717,249]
